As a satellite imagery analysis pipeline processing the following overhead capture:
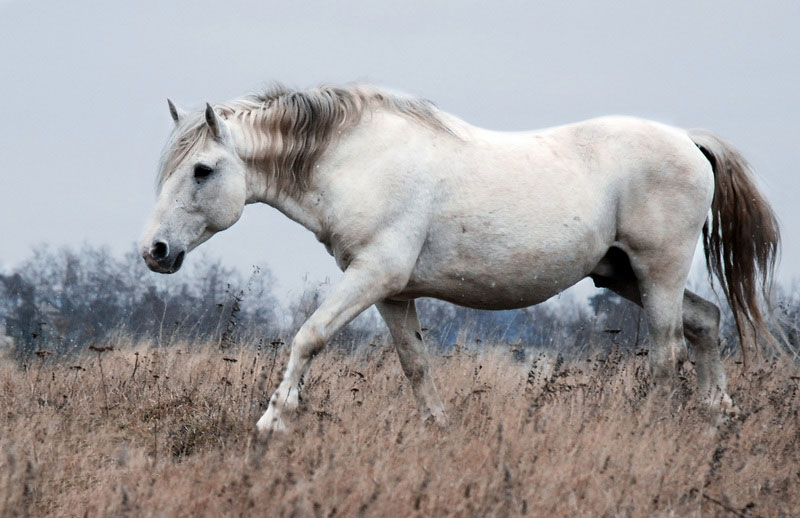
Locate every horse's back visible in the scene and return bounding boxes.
[438,114,714,248]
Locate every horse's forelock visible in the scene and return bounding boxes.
[156,115,212,192]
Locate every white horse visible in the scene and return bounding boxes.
[140,84,779,432]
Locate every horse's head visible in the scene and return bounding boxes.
[140,101,247,273]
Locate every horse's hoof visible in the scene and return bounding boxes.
[256,408,286,434]
[423,410,450,430]
[699,390,739,430]
[719,393,740,419]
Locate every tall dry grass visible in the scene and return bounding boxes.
[1,337,798,517]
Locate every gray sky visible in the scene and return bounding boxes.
[0,0,798,302]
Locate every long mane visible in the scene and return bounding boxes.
[157,84,454,197]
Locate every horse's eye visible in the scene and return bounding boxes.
[193,164,214,180]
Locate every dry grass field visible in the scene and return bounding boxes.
[1,337,798,517]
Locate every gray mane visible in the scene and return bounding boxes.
[157,84,454,197]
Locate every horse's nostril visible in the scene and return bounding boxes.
[151,241,169,260]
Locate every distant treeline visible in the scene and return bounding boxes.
[1,245,798,358]
[0,246,283,356]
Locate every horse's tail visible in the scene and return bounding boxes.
[689,129,780,358]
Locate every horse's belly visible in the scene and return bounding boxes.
[401,227,609,310]
[399,276,576,310]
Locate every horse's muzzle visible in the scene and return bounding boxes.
[142,240,185,274]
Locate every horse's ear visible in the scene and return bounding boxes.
[167,98,185,125]
[204,103,228,140]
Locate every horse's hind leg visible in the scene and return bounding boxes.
[594,266,733,410]
[593,247,734,409]
[682,290,734,412]
[376,299,448,426]
[627,251,694,389]
[592,246,690,385]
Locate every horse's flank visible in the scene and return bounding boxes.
[157,84,455,198]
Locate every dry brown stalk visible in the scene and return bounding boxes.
[0,338,797,517]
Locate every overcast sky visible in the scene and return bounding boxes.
[0,0,797,303]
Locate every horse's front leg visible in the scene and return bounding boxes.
[376,299,448,427]
[256,262,407,433]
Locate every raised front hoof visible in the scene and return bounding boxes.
[256,408,288,434]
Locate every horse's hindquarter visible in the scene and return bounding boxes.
[402,123,620,309]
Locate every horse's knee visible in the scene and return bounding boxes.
[293,323,326,358]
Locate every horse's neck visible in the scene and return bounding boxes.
[258,182,325,238]
[224,119,320,235]
[237,154,325,238]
